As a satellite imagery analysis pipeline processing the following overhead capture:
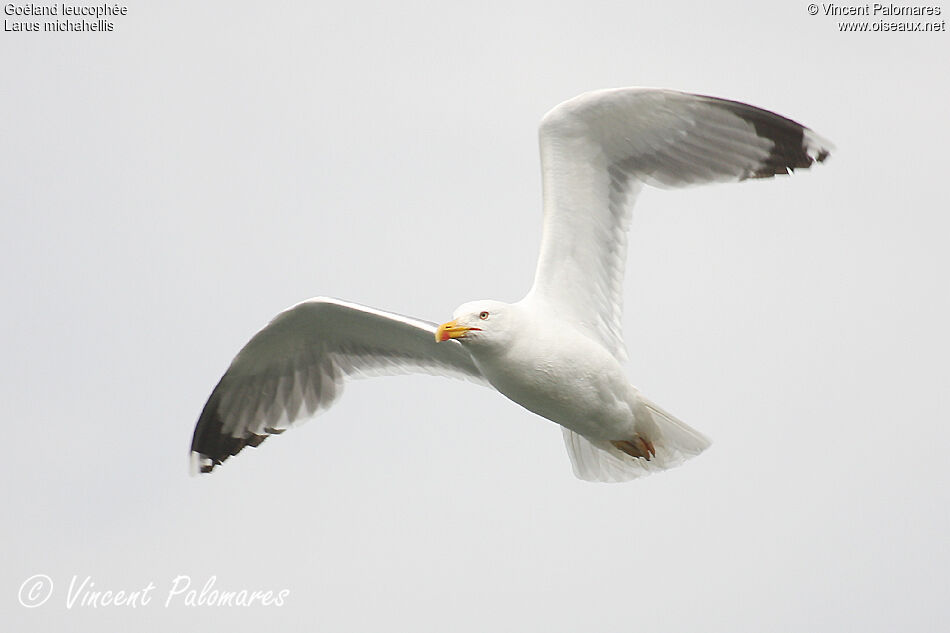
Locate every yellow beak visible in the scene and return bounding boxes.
[435,319,481,342]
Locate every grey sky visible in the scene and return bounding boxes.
[3,1,948,631]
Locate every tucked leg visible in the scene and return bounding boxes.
[611,436,656,461]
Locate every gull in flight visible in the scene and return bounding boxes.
[191,87,831,482]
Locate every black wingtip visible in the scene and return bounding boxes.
[190,386,270,474]
[704,96,832,180]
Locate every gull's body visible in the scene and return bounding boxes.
[191,87,831,482]
[473,303,631,440]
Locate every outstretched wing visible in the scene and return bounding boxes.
[527,88,832,360]
[191,297,487,473]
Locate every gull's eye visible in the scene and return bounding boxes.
[479,311,490,320]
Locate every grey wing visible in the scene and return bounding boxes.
[527,87,833,360]
[191,297,487,473]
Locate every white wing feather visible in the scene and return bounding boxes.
[526,88,832,360]
[191,297,487,472]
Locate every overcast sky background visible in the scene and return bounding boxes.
[3,1,948,631]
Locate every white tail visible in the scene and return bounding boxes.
[562,396,711,483]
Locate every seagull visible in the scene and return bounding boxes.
[191,87,831,482]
